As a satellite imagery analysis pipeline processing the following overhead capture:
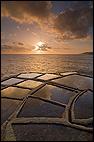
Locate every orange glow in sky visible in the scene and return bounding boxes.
[1,1,93,54]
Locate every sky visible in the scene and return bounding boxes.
[1,1,93,54]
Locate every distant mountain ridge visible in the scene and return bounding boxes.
[81,52,93,55]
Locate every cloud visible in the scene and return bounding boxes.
[1,42,52,54]
[63,47,71,50]
[54,2,93,40]
[1,32,5,40]
[1,43,31,53]
[12,41,24,46]
[12,42,16,44]
[34,42,51,52]
[18,42,24,46]
[40,45,51,51]
[1,1,52,24]
[1,1,93,41]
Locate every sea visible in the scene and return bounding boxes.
[1,54,93,80]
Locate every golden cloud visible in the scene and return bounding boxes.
[1,1,93,41]
[1,1,52,24]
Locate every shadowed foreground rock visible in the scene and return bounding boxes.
[1,72,93,141]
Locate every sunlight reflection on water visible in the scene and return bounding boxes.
[1,54,93,79]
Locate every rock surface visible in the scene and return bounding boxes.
[1,72,93,141]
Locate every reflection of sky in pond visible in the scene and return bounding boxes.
[53,75,93,90]
[17,73,41,79]
[12,123,92,141]
[1,98,21,124]
[18,98,65,117]
[74,90,93,119]
[16,80,43,88]
[1,78,23,86]
[37,74,60,80]
[1,87,31,99]
[33,85,75,104]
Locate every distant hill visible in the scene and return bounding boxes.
[81,52,93,55]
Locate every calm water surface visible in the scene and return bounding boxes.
[1,54,93,79]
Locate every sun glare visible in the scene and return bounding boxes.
[37,41,44,47]
[35,41,45,51]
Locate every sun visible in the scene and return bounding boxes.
[37,41,44,47]
[35,41,45,51]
